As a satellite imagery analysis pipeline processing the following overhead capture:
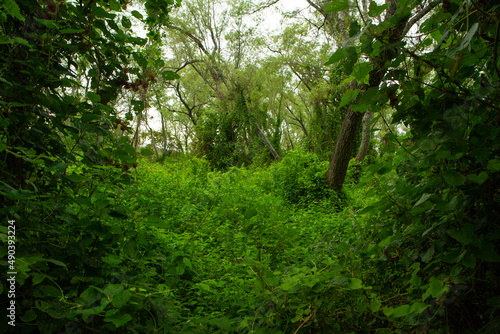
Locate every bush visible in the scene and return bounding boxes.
[269,149,339,208]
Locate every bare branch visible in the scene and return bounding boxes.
[249,0,280,15]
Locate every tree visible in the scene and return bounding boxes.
[0,0,178,331]
[165,0,282,168]
[322,0,440,191]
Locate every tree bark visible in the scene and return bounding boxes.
[325,107,364,191]
[255,123,281,161]
[324,0,440,191]
[355,111,374,162]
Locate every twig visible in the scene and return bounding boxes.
[293,309,316,334]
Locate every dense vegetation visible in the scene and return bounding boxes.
[1,0,499,332]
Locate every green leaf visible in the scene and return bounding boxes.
[487,158,500,172]
[325,48,346,65]
[87,92,101,103]
[391,305,410,318]
[461,253,476,268]
[112,290,131,308]
[447,23,479,59]
[474,241,500,263]
[345,277,362,290]
[20,309,37,322]
[448,224,473,244]
[368,1,390,17]
[370,299,381,312]
[468,171,488,184]
[414,193,431,207]
[423,277,448,300]
[243,207,258,219]
[377,161,392,174]
[325,0,349,13]
[131,100,145,112]
[161,70,180,80]
[339,89,360,108]
[443,170,466,186]
[91,6,115,19]
[104,313,132,328]
[421,245,435,263]
[11,37,31,47]
[46,259,67,267]
[102,254,122,265]
[4,0,25,22]
[410,302,430,314]
[32,273,46,286]
[353,62,372,83]
[131,10,144,19]
[122,17,132,29]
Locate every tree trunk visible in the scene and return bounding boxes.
[325,107,364,191]
[255,123,281,162]
[132,111,142,150]
[324,0,440,191]
[355,111,374,162]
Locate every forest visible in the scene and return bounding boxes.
[0,0,499,332]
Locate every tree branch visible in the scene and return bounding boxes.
[250,0,280,15]
[402,0,441,37]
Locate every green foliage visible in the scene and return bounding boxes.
[268,149,338,207]
[0,0,177,332]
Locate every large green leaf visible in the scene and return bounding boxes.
[325,0,349,13]
[443,170,466,186]
[3,0,24,22]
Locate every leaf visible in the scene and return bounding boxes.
[377,161,392,174]
[448,224,474,244]
[161,70,180,80]
[4,0,25,22]
[92,6,115,19]
[345,277,362,290]
[339,89,360,108]
[60,28,85,34]
[447,23,479,59]
[20,309,37,322]
[104,313,132,328]
[325,48,346,65]
[461,253,476,268]
[112,290,131,308]
[368,1,390,17]
[325,0,349,13]
[353,62,372,83]
[131,10,144,19]
[468,171,488,184]
[243,207,258,219]
[487,158,500,172]
[11,37,31,47]
[46,259,67,267]
[414,193,431,207]
[421,245,435,263]
[474,241,500,263]
[370,299,382,312]
[423,277,448,300]
[122,17,132,29]
[102,254,122,265]
[410,302,430,314]
[87,92,101,103]
[443,170,466,186]
[391,305,410,318]
[32,273,46,286]
[131,100,145,112]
